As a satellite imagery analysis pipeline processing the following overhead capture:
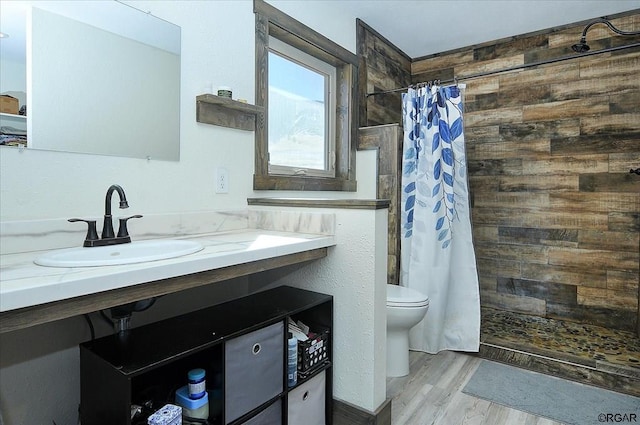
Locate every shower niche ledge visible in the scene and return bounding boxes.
[196,94,264,131]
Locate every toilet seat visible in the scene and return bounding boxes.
[387,284,429,308]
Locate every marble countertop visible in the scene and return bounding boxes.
[0,229,336,312]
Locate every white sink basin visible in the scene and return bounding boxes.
[34,239,204,267]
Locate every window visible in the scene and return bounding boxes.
[254,0,358,191]
[268,37,336,177]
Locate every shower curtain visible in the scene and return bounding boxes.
[400,84,480,354]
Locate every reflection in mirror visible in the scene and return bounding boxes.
[0,1,181,161]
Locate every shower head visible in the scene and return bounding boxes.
[571,38,590,53]
[572,18,640,54]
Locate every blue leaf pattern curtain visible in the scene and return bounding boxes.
[400,85,480,354]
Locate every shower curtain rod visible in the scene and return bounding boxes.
[366,42,640,97]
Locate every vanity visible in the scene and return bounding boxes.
[0,212,337,424]
[0,213,336,334]
[0,201,392,425]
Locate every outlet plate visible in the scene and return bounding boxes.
[216,167,229,193]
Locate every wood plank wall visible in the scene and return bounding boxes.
[357,19,411,127]
[409,13,640,331]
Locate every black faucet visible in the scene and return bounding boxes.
[102,184,129,239]
[69,184,142,247]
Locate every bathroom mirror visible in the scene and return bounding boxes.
[0,1,181,161]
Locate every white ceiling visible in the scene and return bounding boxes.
[328,0,640,58]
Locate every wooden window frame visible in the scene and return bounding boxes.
[254,0,358,191]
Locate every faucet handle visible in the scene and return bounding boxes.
[117,214,143,238]
[68,218,99,246]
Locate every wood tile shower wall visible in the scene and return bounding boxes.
[410,13,640,331]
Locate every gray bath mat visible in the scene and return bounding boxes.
[462,360,640,425]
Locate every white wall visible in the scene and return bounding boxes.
[0,1,384,423]
[249,206,389,412]
[265,1,358,52]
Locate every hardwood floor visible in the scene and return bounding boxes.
[386,350,563,425]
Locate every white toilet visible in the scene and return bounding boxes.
[386,284,429,377]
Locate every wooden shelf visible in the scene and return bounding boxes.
[196,94,264,131]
